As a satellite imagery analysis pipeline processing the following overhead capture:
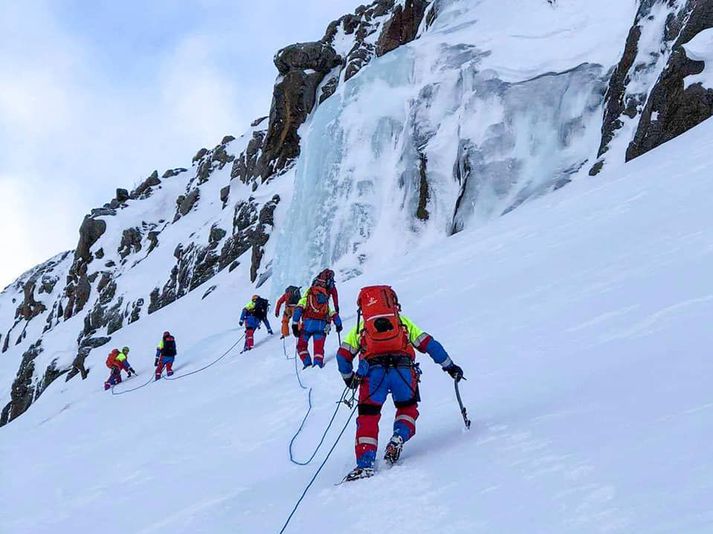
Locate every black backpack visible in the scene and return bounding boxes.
[286,286,301,305]
[253,297,269,320]
[162,335,177,357]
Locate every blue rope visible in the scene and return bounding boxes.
[279,403,357,534]
[165,334,245,382]
[287,343,349,466]
[111,374,154,395]
[111,333,245,394]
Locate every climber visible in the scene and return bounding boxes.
[117,346,136,377]
[103,349,124,390]
[155,331,177,380]
[292,279,342,368]
[312,268,339,312]
[240,295,273,351]
[336,285,464,481]
[275,286,301,339]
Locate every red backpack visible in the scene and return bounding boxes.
[357,285,411,358]
[303,285,331,320]
[106,349,120,368]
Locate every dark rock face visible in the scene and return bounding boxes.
[175,189,200,221]
[162,168,187,179]
[196,141,235,184]
[231,127,267,184]
[118,228,143,259]
[15,279,47,320]
[220,185,230,205]
[274,42,342,75]
[131,170,161,199]
[595,0,713,169]
[147,231,159,253]
[129,298,144,324]
[36,360,69,399]
[75,216,107,263]
[627,1,713,160]
[0,341,42,427]
[323,0,429,82]
[258,43,341,181]
[376,0,428,57]
[116,188,130,202]
[209,226,227,244]
[66,336,111,381]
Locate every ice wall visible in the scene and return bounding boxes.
[273,0,634,291]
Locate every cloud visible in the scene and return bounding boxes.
[0,0,361,288]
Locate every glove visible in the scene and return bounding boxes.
[336,324,343,333]
[343,373,360,389]
[275,311,279,318]
[154,357,159,367]
[292,324,300,337]
[443,363,464,381]
[239,321,244,327]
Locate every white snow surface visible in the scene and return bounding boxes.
[3,112,713,532]
[683,28,713,89]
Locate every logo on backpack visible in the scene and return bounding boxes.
[357,285,410,357]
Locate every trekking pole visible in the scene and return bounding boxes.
[453,378,471,430]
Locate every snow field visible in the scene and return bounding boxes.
[3,115,713,532]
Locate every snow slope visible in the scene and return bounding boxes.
[3,116,713,532]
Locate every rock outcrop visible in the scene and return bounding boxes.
[594,0,713,171]
[258,42,341,181]
[0,341,42,426]
[627,0,713,160]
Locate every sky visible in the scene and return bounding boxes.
[0,0,358,289]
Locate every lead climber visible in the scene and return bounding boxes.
[312,268,339,312]
[240,295,273,351]
[335,285,464,481]
[292,279,342,368]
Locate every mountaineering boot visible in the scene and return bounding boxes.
[268,329,274,335]
[344,466,375,482]
[384,434,404,465]
[312,357,324,368]
[167,370,174,377]
[302,355,312,369]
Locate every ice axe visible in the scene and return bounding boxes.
[453,377,471,430]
